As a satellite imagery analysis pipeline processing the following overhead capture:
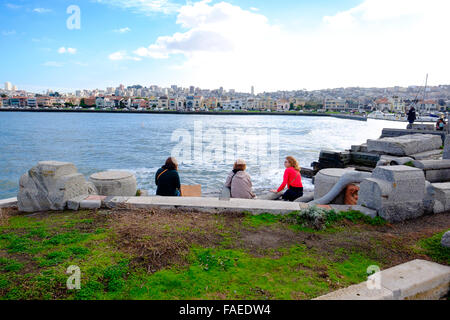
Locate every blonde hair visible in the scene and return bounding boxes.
[286,156,300,172]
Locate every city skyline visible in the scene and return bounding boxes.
[1,0,449,93]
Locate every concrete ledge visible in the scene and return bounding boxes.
[125,196,308,214]
[315,259,450,300]
[0,197,18,209]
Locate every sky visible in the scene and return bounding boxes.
[0,0,449,93]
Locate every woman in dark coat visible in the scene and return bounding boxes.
[155,157,181,196]
[407,106,417,124]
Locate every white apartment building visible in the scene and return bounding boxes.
[221,99,244,110]
[324,99,347,111]
[4,82,12,91]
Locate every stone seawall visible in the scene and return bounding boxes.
[0,108,368,122]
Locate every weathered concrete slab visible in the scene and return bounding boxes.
[103,196,130,209]
[314,281,394,300]
[0,197,18,208]
[125,196,305,214]
[413,160,450,183]
[367,134,442,156]
[79,199,102,210]
[381,128,446,144]
[444,135,450,160]
[315,259,450,300]
[429,182,450,214]
[410,149,444,160]
[67,195,89,211]
[379,259,450,300]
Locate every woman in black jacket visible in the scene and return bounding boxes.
[155,157,181,196]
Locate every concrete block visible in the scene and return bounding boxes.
[89,171,137,197]
[442,231,450,248]
[314,168,355,204]
[0,197,18,208]
[125,196,303,215]
[367,134,442,156]
[79,199,102,210]
[18,161,90,213]
[429,182,450,214]
[444,135,450,160]
[67,195,89,211]
[315,259,450,300]
[314,281,394,300]
[103,196,130,209]
[358,166,426,222]
[379,259,450,300]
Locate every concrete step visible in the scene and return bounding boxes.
[315,259,450,300]
[0,197,18,208]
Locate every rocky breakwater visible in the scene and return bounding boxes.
[18,161,93,212]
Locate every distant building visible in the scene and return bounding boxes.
[4,82,12,91]
[324,99,347,111]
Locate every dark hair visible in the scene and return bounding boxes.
[163,157,178,171]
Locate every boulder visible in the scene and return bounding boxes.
[367,134,442,156]
[18,161,89,212]
[441,231,450,248]
[358,166,426,222]
[89,171,137,197]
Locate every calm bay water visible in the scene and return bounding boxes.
[0,112,405,199]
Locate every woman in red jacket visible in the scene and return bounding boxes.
[271,156,303,202]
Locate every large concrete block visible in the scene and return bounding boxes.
[429,182,450,214]
[18,161,89,213]
[358,166,426,222]
[89,171,137,197]
[367,134,442,156]
[314,168,355,204]
[444,135,450,160]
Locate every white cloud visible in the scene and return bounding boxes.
[113,27,131,33]
[2,30,16,36]
[95,0,180,15]
[119,0,450,90]
[33,8,52,13]
[109,51,142,61]
[43,61,64,67]
[58,47,77,54]
[5,3,22,9]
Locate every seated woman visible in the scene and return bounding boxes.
[155,157,181,197]
[271,156,303,202]
[225,159,256,199]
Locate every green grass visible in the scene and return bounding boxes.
[0,209,445,300]
[417,231,450,264]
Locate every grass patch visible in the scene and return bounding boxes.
[0,257,24,272]
[417,231,450,264]
[243,213,282,228]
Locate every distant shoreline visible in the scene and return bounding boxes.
[0,108,367,121]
